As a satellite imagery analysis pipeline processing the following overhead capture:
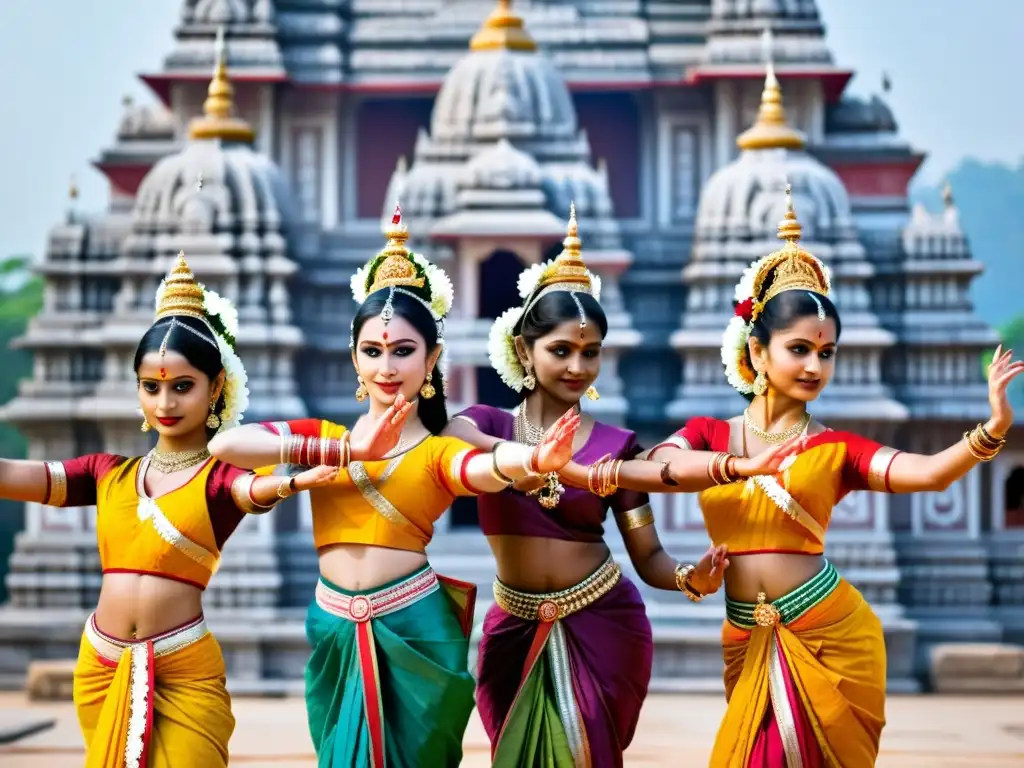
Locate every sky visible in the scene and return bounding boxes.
[0,0,1022,259]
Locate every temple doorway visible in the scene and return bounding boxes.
[1005,466,1024,528]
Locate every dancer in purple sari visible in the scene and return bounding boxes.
[444,206,729,767]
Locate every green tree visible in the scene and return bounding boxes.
[0,255,43,603]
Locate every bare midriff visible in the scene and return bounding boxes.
[317,543,430,592]
[94,572,204,640]
[489,535,610,593]
[723,552,826,603]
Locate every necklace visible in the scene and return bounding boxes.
[382,432,420,460]
[743,409,811,444]
[149,447,211,474]
[515,402,581,446]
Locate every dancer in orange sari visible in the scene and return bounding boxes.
[0,255,368,767]
[566,186,1023,767]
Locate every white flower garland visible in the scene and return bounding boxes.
[350,251,453,321]
[490,258,603,392]
[722,251,833,395]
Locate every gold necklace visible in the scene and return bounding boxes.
[149,447,211,474]
[515,402,581,446]
[743,409,810,444]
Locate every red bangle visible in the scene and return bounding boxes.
[529,446,541,474]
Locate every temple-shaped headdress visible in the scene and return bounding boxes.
[152,252,249,431]
[488,203,604,392]
[722,185,833,394]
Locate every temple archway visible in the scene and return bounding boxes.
[475,249,525,411]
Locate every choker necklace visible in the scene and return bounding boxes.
[743,409,810,444]
[515,403,582,446]
[149,447,211,474]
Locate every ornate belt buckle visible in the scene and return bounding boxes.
[537,599,559,623]
[348,595,373,623]
[753,591,781,627]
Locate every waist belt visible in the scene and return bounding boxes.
[493,557,621,623]
[726,560,840,629]
[315,567,439,623]
[84,613,208,662]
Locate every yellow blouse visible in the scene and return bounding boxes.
[265,418,482,553]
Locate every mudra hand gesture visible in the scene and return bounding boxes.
[734,434,807,477]
[687,544,730,596]
[351,394,414,461]
[531,409,581,474]
[987,345,1024,435]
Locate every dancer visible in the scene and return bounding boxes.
[208,206,580,768]
[444,204,729,767]
[571,187,1024,766]
[0,253,343,767]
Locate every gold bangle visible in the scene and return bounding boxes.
[674,563,704,603]
[617,504,654,530]
[276,476,295,499]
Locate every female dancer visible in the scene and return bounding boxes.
[572,187,1024,766]
[208,207,580,768]
[444,205,730,767]
[0,254,358,767]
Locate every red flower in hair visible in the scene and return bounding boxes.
[735,297,754,323]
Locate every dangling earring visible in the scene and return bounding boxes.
[585,385,600,401]
[753,371,768,396]
[355,376,368,402]
[420,369,436,399]
[522,367,536,391]
[206,400,222,430]
[141,419,151,433]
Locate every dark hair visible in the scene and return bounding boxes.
[513,290,609,399]
[740,273,842,400]
[133,315,226,437]
[352,289,448,435]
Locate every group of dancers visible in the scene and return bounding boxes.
[0,186,1020,768]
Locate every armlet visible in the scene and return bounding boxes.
[44,461,68,507]
[649,435,692,460]
[230,473,278,515]
[867,447,901,493]
[615,503,654,531]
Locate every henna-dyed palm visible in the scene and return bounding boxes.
[533,410,581,474]
[351,394,414,461]
[988,345,1024,434]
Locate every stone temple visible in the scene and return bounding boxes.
[0,0,1021,692]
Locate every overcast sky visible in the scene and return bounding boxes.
[0,0,1021,258]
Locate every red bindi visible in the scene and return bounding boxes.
[382,331,389,341]
[159,368,167,379]
[817,332,823,340]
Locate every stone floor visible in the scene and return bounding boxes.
[0,692,1022,766]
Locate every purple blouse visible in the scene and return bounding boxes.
[456,405,650,543]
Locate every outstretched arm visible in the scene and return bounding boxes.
[0,454,119,507]
[0,459,50,504]
[882,346,1022,493]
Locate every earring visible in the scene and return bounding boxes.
[355,376,368,402]
[522,369,536,391]
[753,371,768,396]
[141,419,151,433]
[420,370,436,399]
[206,400,222,430]
[585,385,600,401]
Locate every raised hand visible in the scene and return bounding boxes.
[734,434,806,478]
[688,544,730,596]
[987,345,1024,435]
[351,394,414,461]
[532,409,581,474]
[292,465,340,492]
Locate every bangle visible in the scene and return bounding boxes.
[674,563,704,603]
[529,445,541,475]
[276,476,296,499]
[964,423,1005,462]
[660,461,678,486]
[340,432,352,468]
[490,441,514,487]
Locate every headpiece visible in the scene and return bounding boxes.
[349,204,454,377]
[721,185,833,395]
[488,202,604,392]
[152,252,249,431]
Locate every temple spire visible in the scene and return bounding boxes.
[189,26,255,143]
[470,0,537,52]
[736,28,806,151]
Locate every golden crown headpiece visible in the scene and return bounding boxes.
[155,252,207,322]
[365,204,426,296]
[747,185,831,323]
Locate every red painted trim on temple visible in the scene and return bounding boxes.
[92,163,153,197]
[827,157,926,197]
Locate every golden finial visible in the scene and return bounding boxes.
[189,26,255,143]
[155,251,207,321]
[470,0,537,52]
[534,202,591,292]
[366,203,425,294]
[736,29,806,151]
[942,179,954,209]
[776,182,802,242]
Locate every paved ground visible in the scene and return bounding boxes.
[1,692,1022,766]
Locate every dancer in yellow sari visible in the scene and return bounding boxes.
[0,255,348,767]
[567,186,1023,766]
